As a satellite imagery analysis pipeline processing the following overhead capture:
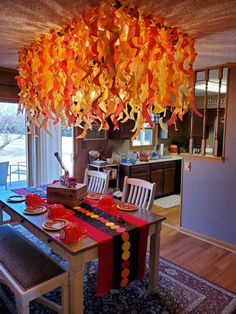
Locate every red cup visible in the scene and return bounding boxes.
[25,194,42,207]
[98,194,115,207]
[48,204,66,219]
[60,222,84,243]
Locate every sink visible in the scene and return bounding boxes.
[158,155,173,159]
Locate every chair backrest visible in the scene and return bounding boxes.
[84,169,109,194]
[121,176,156,211]
[0,162,9,189]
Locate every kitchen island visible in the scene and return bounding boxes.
[119,155,182,198]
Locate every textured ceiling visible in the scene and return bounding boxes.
[0,0,236,69]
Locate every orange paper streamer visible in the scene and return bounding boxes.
[16,0,196,139]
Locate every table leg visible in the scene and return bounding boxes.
[69,265,84,314]
[148,223,162,291]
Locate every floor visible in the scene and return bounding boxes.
[152,204,180,227]
[151,204,236,293]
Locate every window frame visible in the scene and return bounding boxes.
[130,125,157,151]
[186,65,229,161]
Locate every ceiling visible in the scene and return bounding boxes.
[0,0,236,70]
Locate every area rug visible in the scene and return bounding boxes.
[0,226,235,314]
[154,195,181,208]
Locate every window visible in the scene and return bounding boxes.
[61,126,74,176]
[188,66,228,159]
[131,122,155,150]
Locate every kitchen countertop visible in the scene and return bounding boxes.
[120,155,182,166]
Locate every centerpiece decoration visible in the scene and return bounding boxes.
[16,0,196,139]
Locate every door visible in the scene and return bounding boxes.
[151,169,163,197]
[0,102,27,189]
[163,167,175,195]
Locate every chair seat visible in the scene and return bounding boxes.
[0,225,65,291]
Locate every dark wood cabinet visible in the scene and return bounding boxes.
[109,119,135,139]
[130,164,150,183]
[120,160,178,198]
[168,113,190,138]
[159,111,190,139]
[151,169,163,197]
[163,167,175,194]
[130,172,150,181]
[150,161,176,197]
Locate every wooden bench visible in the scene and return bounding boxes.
[0,224,69,314]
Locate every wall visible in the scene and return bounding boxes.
[108,139,130,155]
[0,68,19,101]
[181,66,236,246]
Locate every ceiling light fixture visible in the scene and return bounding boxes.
[16,0,196,139]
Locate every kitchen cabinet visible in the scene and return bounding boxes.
[109,119,135,139]
[130,165,150,181]
[151,169,163,197]
[163,167,175,194]
[120,160,178,198]
[168,113,190,138]
[159,111,190,139]
[150,161,176,197]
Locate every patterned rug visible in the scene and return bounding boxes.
[0,226,235,314]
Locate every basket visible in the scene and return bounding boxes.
[139,155,149,162]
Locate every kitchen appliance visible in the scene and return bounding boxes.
[159,143,164,156]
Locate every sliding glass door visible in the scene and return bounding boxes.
[0,102,27,189]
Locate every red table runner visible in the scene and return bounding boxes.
[72,199,149,295]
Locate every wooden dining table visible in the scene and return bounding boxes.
[0,189,165,314]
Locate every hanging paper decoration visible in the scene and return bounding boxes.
[16,0,196,139]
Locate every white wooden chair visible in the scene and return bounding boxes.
[122,176,156,211]
[84,168,109,194]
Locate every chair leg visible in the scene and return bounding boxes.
[61,281,69,314]
[15,297,30,314]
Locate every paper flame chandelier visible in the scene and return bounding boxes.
[17,0,196,139]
